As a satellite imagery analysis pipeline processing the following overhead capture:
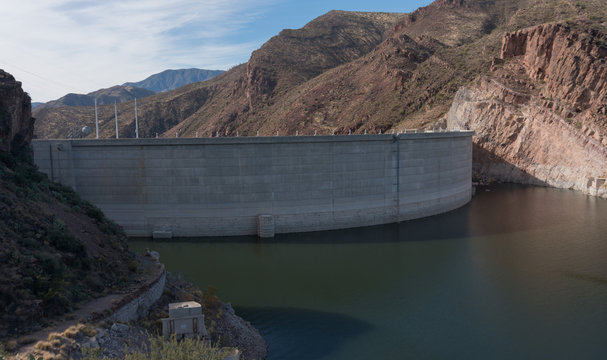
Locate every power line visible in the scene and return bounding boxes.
[0,58,87,93]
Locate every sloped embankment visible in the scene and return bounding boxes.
[1,69,138,339]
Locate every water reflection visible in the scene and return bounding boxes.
[467,184,605,237]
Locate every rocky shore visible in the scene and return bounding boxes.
[12,270,267,360]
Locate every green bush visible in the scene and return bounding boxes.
[85,205,105,223]
[34,251,64,274]
[0,150,17,169]
[48,218,85,254]
[203,286,221,311]
[128,260,138,272]
[20,236,41,249]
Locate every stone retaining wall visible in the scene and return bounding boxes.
[106,267,166,323]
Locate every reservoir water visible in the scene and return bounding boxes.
[131,184,607,359]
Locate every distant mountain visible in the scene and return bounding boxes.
[33,68,222,112]
[31,102,43,109]
[86,85,155,105]
[35,85,155,111]
[123,68,224,93]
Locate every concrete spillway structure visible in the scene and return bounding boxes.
[32,132,473,238]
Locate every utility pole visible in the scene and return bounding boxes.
[135,98,139,139]
[114,102,119,139]
[94,98,99,139]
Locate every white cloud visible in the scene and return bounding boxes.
[0,0,280,101]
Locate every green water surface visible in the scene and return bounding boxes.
[131,185,607,359]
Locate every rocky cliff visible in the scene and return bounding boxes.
[0,69,35,153]
[448,23,607,197]
[0,70,140,340]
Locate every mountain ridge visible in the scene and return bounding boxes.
[123,68,224,93]
[161,0,521,137]
[33,68,223,112]
[34,85,155,111]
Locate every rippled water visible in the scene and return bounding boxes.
[131,185,607,359]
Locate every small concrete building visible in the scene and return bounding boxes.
[161,301,208,339]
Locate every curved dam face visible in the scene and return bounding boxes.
[32,132,473,238]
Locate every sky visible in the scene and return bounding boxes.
[0,0,433,103]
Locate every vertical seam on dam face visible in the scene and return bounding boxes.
[68,142,76,192]
[48,143,55,182]
[32,132,473,238]
[395,135,400,222]
[331,140,335,221]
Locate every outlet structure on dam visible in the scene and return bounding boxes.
[33,132,473,238]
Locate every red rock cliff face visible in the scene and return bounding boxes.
[501,24,607,118]
[0,70,35,153]
[448,24,607,197]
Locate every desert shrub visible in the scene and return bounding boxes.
[20,237,42,249]
[34,251,64,274]
[128,260,138,273]
[3,339,17,352]
[98,223,113,235]
[48,219,84,255]
[50,339,61,347]
[84,205,105,223]
[35,341,53,351]
[61,324,81,339]
[0,150,17,169]
[84,275,105,292]
[80,324,97,337]
[202,286,221,311]
[47,333,62,341]
[82,336,234,360]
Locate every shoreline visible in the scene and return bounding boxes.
[8,254,266,360]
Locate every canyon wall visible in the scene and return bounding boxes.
[448,24,607,197]
[0,70,35,153]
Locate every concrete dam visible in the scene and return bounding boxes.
[32,131,473,238]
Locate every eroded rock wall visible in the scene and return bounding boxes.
[448,24,607,197]
[0,70,35,153]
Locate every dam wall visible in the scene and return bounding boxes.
[32,132,473,237]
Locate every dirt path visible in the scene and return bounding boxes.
[15,255,163,357]
[17,294,123,355]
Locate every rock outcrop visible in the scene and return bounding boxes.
[215,302,267,360]
[0,70,35,153]
[448,23,607,197]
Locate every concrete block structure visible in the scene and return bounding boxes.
[32,132,473,238]
[161,301,207,339]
